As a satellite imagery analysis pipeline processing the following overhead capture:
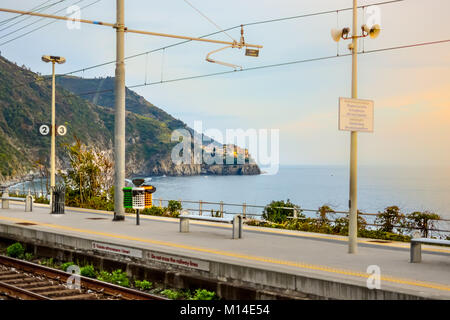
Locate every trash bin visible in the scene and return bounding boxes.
[143,185,156,208]
[132,187,145,210]
[123,187,133,209]
[51,185,65,214]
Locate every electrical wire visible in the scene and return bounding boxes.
[0,0,100,46]
[58,38,450,98]
[182,0,236,42]
[0,0,54,26]
[122,0,406,64]
[0,0,66,33]
[4,0,408,90]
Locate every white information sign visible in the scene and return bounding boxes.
[92,242,143,258]
[57,125,67,136]
[339,98,374,132]
[39,124,50,136]
[146,251,210,271]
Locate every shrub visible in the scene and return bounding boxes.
[316,205,335,227]
[191,289,217,300]
[262,199,302,223]
[24,252,34,261]
[80,265,97,278]
[375,206,406,233]
[167,200,182,215]
[97,270,112,283]
[6,243,25,258]
[142,206,166,216]
[358,229,411,242]
[60,262,76,272]
[406,211,441,238]
[40,258,55,267]
[134,280,152,291]
[161,289,183,300]
[332,214,367,235]
[97,269,129,287]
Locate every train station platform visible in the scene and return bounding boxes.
[0,202,449,300]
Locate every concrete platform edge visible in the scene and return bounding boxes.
[0,222,441,300]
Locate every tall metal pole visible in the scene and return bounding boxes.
[50,61,56,213]
[113,0,126,221]
[348,0,358,253]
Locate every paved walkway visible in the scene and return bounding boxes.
[0,203,449,299]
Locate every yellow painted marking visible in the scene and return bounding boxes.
[0,214,449,293]
[27,203,450,254]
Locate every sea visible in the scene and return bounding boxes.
[11,165,450,220]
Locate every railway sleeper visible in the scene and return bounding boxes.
[30,285,65,292]
[2,277,40,284]
[0,274,27,280]
[40,289,82,297]
[53,293,97,300]
[14,280,54,288]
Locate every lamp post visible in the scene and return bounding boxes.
[331,1,380,253]
[41,55,66,213]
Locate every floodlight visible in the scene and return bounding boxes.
[41,55,52,63]
[361,24,370,35]
[41,55,66,64]
[331,29,343,42]
[369,24,381,39]
[331,28,351,42]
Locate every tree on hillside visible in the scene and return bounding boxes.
[62,136,113,208]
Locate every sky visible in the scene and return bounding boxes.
[0,0,449,167]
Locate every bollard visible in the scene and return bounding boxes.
[199,200,203,216]
[159,198,162,208]
[180,216,189,233]
[242,202,246,219]
[25,195,33,212]
[232,215,243,239]
[2,189,9,209]
[220,201,224,218]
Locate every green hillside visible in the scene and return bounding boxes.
[0,55,260,182]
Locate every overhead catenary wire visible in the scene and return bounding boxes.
[0,0,100,46]
[58,38,450,98]
[4,0,408,90]
[0,0,65,34]
[0,0,54,26]
[182,0,236,42]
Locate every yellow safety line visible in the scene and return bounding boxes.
[14,202,450,254]
[61,205,450,254]
[0,214,449,293]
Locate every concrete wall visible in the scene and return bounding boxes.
[0,223,429,300]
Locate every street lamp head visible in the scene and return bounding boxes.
[41,55,52,63]
[41,55,66,64]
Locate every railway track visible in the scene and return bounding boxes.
[0,255,167,300]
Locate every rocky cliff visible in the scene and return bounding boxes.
[0,55,260,182]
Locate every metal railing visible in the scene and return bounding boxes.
[154,198,450,237]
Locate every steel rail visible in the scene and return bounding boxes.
[0,280,51,300]
[0,255,167,300]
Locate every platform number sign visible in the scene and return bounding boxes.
[57,125,67,136]
[39,125,50,136]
